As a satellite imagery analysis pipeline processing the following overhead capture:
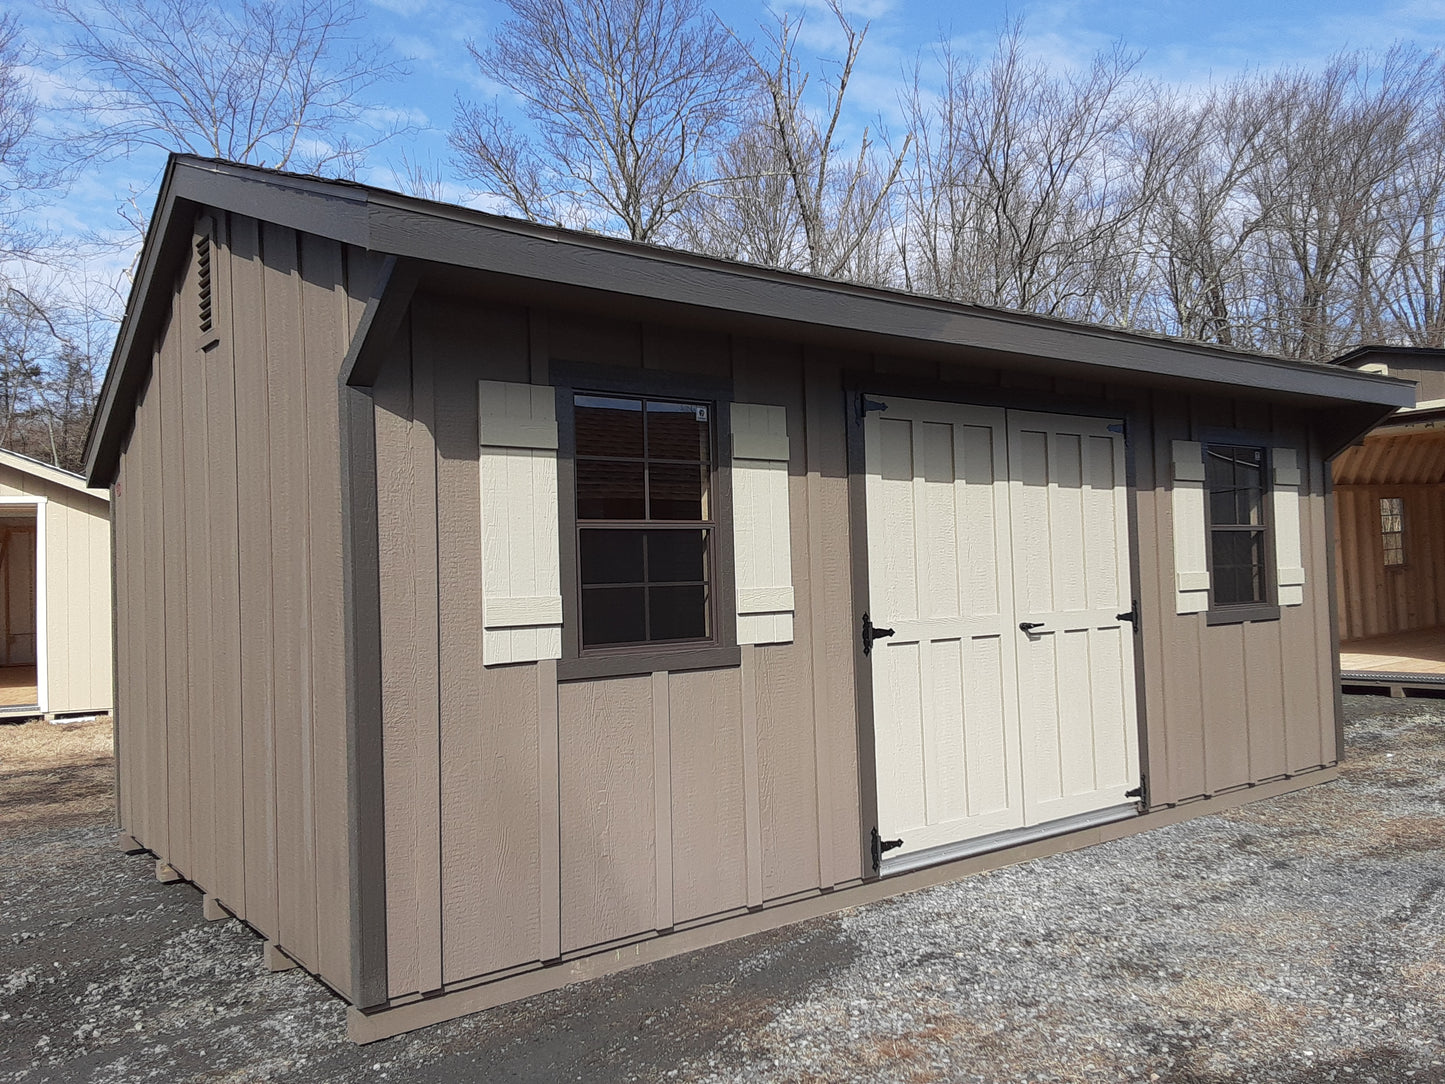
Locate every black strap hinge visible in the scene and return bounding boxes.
[1125,778,1148,806]
[1107,420,1127,437]
[858,394,888,420]
[870,826,903,873]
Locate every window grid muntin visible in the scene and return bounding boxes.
[1204,443,1271,608]
[575,392,717,651]
[1381,496,1405,567]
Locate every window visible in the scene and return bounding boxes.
[1205,444,1268,607]
[574,394,716,650]
[1381,497,1405,567]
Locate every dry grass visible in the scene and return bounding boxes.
[0,716,114,838]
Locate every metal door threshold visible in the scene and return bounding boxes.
[1340,669,1445,685]
[881,803,1139,877]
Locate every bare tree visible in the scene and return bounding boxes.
[1139,82,1273,347]
[452,0,750,241]
[48,0,407,175]
[736,1,909,281]
[0,14,46,260]
[901,24,1164,317]
[1244,47,1435,359]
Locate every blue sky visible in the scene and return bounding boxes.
[14,0,1445,308]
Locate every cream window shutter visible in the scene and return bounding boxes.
[731,403,795,645]
[1171,440,1210,614]
[479,380,562,665]
[1271,448,1306,606]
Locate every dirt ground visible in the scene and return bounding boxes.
[0,717,113,839]
[1,698,1443,1083]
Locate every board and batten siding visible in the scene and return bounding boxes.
[372,298,861,1000]
[0,466,111,713]
[110,210,384,1000]
[370,294,1339,1003]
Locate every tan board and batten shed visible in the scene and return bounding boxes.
[0,448,111,719]
[84,156,1412,1042]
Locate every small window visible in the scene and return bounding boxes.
[1381,497,1405,567]
[1205,444,1268,607]
[574,394,715,650]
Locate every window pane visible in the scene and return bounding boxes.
[577,460,645,520]
[580,529,645,585]
[649,585,709,641]
[1233,486,1263,526]
[581,586,646,646]
[1210,488,1236,526]
[649,463,709,520]
[1205,448,1233,494]
[576,396,644,458]
[647,400,710,461]
[1211,530,1265,605]
[646,529,708,583]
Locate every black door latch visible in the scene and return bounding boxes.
[871,826,904,872]
[862,612,895,656]
[1019,621,1044,633]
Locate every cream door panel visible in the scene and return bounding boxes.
[1006,411,1139,824]
[864,398,1026,856]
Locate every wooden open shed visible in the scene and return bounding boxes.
[0,448,112,720]
[1331,347,1445,693]
[84,156,1410,1041]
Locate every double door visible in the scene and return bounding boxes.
[863,397,1140,866]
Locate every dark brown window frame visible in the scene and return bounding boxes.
[553,361,739,681]
[1201,437,1281,626]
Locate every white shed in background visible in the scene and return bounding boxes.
[0,449,111,719]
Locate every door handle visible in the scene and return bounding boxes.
[1019,622,1044,633]
[861,613,895,656]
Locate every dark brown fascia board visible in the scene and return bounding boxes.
[359,195,1414,408]
[82,156,372,486]
[87,155,1417,483]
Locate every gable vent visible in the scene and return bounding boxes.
[196,231,214,336]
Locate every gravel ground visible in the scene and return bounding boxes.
[1,696,1443,1083]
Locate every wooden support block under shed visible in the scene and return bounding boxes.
[202,894,229,921]
[264,942,298,972]
[116,832,146,855]
[155,861,183,884]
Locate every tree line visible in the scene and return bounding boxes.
[4,0,1445,471]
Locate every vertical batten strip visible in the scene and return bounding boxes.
[652,670,673,932]
[536,659,561,961]
[740,645,763,908]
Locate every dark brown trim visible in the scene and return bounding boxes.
[1322,442,1347,761]
[552,360,738,680]
[346,764,1338,1042]
[110,480,122,830]
[557,647,742,682]
[1205,603,1282,626]
[844,383,880,879]
[340,256,420,389]
[339,382,387,1008]
[1116,400,1153,809]
[88,155,1414,488]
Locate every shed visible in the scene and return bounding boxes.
[0,448,112,719]
[1330,346,1445,692]
[84,156,1411,1042]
